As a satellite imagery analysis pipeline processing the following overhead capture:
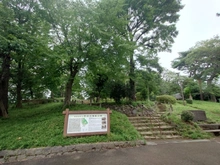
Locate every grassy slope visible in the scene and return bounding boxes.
[172,100,220,122]
[164,100,220,139]
[190,100,220,122]
[0,103,141,150]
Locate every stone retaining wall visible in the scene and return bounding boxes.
[0,140,146,164]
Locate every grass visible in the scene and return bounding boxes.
[0,103,141,151]
[173,100,220,123]
[189,100,220,123]
[161,100,220,139]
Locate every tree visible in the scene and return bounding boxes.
[109,80,126,103]
[40,0,129,107]
[89,73,108,103]
[0,2,17,117]
[1,0,53,108]
[136,53,162,100]
[123,0,183,100]
[160,69,180,95]
[183,78,199,100]
[172,36,220,101]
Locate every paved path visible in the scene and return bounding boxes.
[4,138,220,165]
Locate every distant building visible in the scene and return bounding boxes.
[173,93,182,100]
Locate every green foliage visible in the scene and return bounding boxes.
[109,81,126,103]
[0,103,141,150]
[188,100,220,122]
[164,100,220,138]
[160,69,181,95]
[186,99,193,104]
[135,92,142,101]
[181,111,194,122]
[172,36,220,100]
[140,88,148,100]
[124,0,183,100]
[136,69,162,98]
[156,95,177,104]
[162,109,211,139]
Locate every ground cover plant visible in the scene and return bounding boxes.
[161,100,220,139]
[188,100,220,123]
[0,103,141,150]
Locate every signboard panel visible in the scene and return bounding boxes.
[63,109,111,137]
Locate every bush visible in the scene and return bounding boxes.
[186,99,193,104]
[109,81,126,103]
[156,95,176,104]
[181,111,194,122]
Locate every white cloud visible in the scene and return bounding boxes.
[158,0,220,70]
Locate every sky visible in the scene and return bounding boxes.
[158,0,220,71]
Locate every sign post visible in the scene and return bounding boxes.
[63,109,111,137]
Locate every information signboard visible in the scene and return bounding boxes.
[63,109,111,137]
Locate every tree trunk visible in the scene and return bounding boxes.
[197,79,203,100]
[64,63,79,106]
[30,87,34,99]
[189,93,193,100]
[64,78,74,106]
[207,79,216,102]
[16,61,23,108]
[50,92,54,99]
[16,82,23,108]
[179,82,185,106]
[0,100,8,118]
[147,86,150,101]
[210,95,217,102]
[129,54,136,101]
[0,54,10,117]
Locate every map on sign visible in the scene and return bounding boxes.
[67,114,107,134]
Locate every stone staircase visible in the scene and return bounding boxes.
[199,124,220,135]
[129,113,182,140]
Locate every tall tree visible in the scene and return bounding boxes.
[2,0,51,108]
[160,69,180,95]
[40,0,129,106]
[124,0,183,100]
[172,36,220,101]
[136,53,162,100]
[0,2,19,117]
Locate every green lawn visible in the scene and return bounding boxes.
[173,100,220,122]
[162,100,220,139]
[0,103,141,150]
[190,100,220,122]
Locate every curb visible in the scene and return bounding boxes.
[0,140,146,164]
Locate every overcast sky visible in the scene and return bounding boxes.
[158,0,220,71]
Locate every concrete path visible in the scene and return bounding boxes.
[3,138,220,165]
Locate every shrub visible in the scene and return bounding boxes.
[109,81,126,103]
[136,92,142,101]
[156,95,176,104]
[186,99,193,104]
[181,111,194,122]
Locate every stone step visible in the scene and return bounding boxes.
[129,120,166,124]
[128,114,182,140]
[132,122,168,127]
[128,117,161,120]
[144,135,182,140]
[204,129,220,133]
[199,124,220,130]
[157,112,166,115]
[135,125,174,131]
[140,130,178,136]
[128,117,162,120]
